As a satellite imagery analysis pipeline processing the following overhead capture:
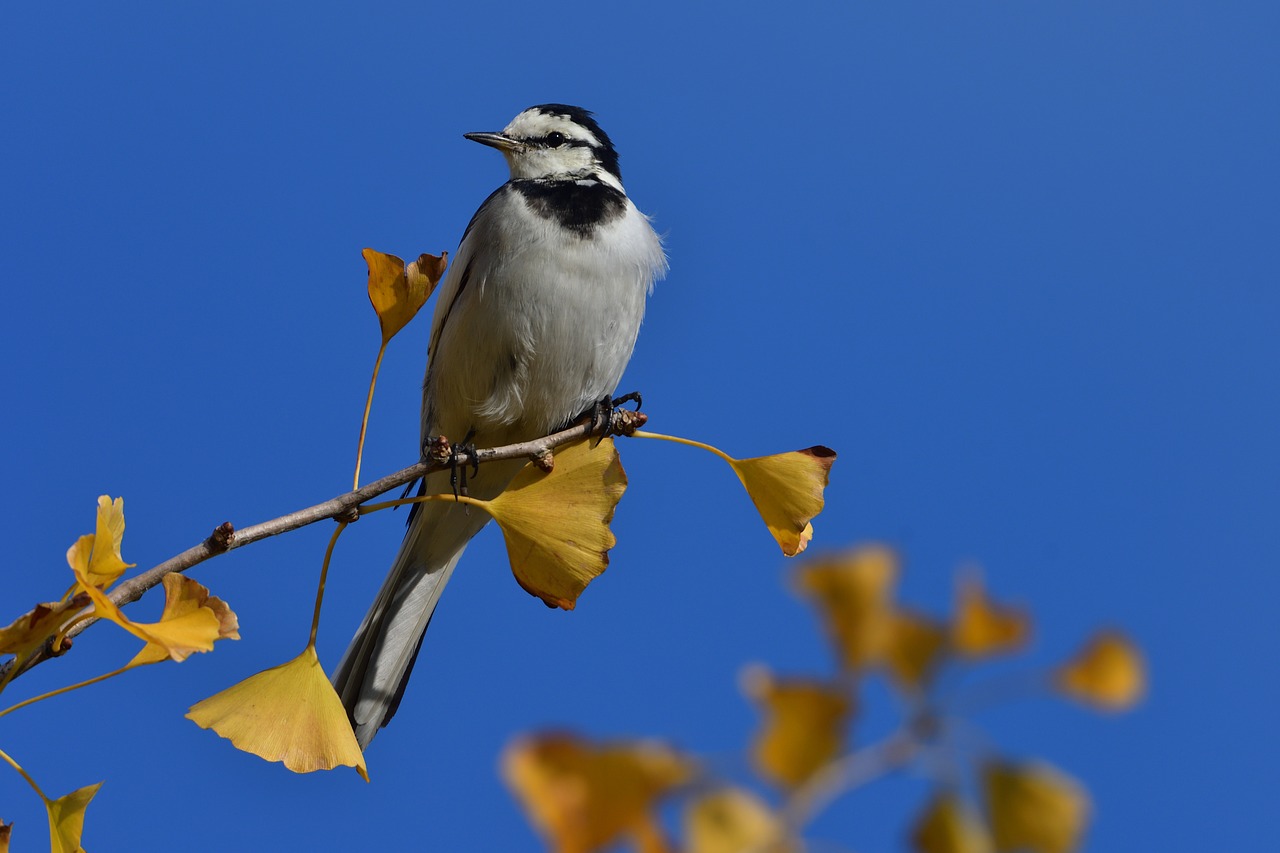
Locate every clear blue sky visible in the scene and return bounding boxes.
[2,2,1276,850]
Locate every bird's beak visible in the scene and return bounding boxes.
[464,131,522,152]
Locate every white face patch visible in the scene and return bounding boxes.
[503,109,602,147]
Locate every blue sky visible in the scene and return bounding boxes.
[2,2,1276,850]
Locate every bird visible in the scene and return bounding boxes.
[333,104,668,749]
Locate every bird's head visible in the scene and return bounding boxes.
[465,104,622,189]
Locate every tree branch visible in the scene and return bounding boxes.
[2,413,645,684]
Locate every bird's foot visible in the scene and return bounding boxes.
[448,429,480,499]
[585,392,644,444]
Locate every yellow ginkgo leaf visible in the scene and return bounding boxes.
[885,610,949,693]
[632,432,835,556]
[0,819,11,853]
[1053,630,1146,711]
[952,572,1030,659]
[729,447,836,557]
[73,570,223,664]
[129,574,240,667]
[0,596,87,661]
[793,545,899,671]
[66,496,135,590]
[741,665,852,789]
[363,248,446,343]
[187,645,368,780]
[984,761,1090,853]
[480,438,627,610]
[502,732,692,853]
[685,787,794,853]
[911,792,994,853]
[45,781,101,853]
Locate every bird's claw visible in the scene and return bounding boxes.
[587,391,643,445]
[448,429,479,499]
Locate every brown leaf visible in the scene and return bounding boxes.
[685,787,796,853]
[952,571,1031,659]
[1054,630,1145,711]
[793,545,900,671]
[502,732,692,853]
[363,248,444,343]
[885,610,949,692]
[984,761,1090,853]
[912,792,994,853]
[742,665,853,789]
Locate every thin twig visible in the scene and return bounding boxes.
[1,416,631,684]
[781,728,920,830]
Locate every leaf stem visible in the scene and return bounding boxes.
[358,494,490,515]
[308,521,348,648]
[0,745,48,802]
[0,663,135,721]
[353,341,387,490]
[630,430,736,465]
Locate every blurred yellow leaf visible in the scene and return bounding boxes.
[0,596,86,662]
[1054,630,1146,711]
[187,645,368,781]
[729,447,836,556]
[685,787,794,853]
[502,732,692,853]
[741,665,852,789]
[912,793,994,853]
[66,496,135,590]
[793,545,899,671]
[129,574,240,666]
[886,610,949,692]
[73,570,224,664]
[480,438,627,610]
[984,761,1090,853]
[45,781,101,853]
[0,819,10,853]
[952,572,1030,659]
[363,248,445,343]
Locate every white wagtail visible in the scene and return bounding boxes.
[333,105,668,748]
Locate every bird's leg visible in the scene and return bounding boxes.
[448,428,479,499]
[583,391,644,445]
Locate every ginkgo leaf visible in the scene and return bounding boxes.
[685,787,794,853]
[66,496,135,590]
[741,665,852,789]
[1053,630,1145,711]
[632,432,835,556]
[984,761,1090,853]
[479,438,627,610]
[0,596,86,662]
[793,545,900,671]
[187,645,368,781]
[728,447,836,556]
[363,248,446,343]
[73,570,224,664]
[952,572,1030,659]
[885,610,949,693]
[502,732,692,853]
[911,793,994,853]
[0,819,10,853]
[45,781,101,853]
[129,574,240,667]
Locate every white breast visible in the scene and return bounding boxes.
[422,185,667,447]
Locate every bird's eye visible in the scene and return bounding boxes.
[544,132,567,147]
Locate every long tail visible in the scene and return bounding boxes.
[332,459,522,749]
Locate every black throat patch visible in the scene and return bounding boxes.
[513,179,627,238]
